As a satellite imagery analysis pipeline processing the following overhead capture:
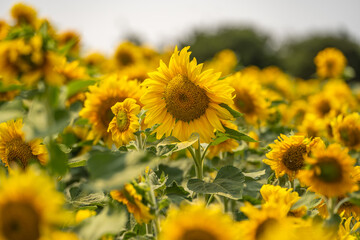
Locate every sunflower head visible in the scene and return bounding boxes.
[111,183,153,224]
[159,202,239,240]
[10,3,37,27]
[297,113,326,138]
[314,48,347,79]
[332,113,360,150]
[79,74,142,147]
[263,134,324,180]
[0,119,48,170]
[204,49,238,77]
[0,167,66,240]
[107,98,141,148]
[141,46,234,142]
[228,71,269,125]
[57,31,81,56]
[113,41,142,69]
[260,184,306,217]
[298,143,359,197]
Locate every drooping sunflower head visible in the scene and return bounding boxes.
[107,98,141,148]
[260,184,306,217]
[141,46,234,142]
[79,74,142,147]
[228,71,269,125]
[159,202,239,240]
[0,119,48,170]
[314,48,347,79]
[297,143,359,197]
[110,183,153,224]
[263,134,324,180]
[0,167,66,240]
[10,3,37,27]
[332,113,360,150]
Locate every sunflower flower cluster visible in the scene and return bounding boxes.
[0,3,360,240]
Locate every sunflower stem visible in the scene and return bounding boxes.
[146,172,161,236]
[334,197,349,215]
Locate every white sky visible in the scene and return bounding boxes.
[1,0,359,55]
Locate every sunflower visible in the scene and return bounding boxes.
[239,202,300,240]
[260,66,294,100]
[314,48,347,79]
[297,113,326,138]
[228,71,269,125]
[0,119,48,169]
[159,202,239,240]
[263,134,324,180]
[141,46,234,142]
[207,121,239,159]
[49,231,80,240]
[308,92,339,119]
[54,59,89,84]
[0,20,9,40]
[297,143,358,197]
[260,184,306,217]
[75,209,96,223]
[10,3,37,27]
[0,167,66,240]
[110,184,153,224]
[107,98,141,148]
[113,41,142,69]
[57,31,81,57]
[332,113,360,150]
[204,49,238,77]
[248,131,260,149]
[79,74,142,147]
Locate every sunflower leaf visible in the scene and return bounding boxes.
[224,126,257,142]
[187,165,245,199]
[219,103,243,118]
[66,79,97,98]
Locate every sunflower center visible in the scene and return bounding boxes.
[116,110,130,132]
[314,157,343,183]
[6,137,35,169]
[339,126,360,148]
[235,91,255,114]
[282,144,307,171]
[0,202,40,240]
[326,60,335,73]
[99,97,126,129]
[317,100,331,117]
[164,74,209,122]
[181,229,217,240]
[255,218,278,240]
[117,51,134,66]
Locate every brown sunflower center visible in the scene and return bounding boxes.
[317,100,331,117]
[282,144,307,171]
[325,60,335,73]
[339,126,360,148]
[5,137,35,169]
[99,97,126,129]
[235,91,255,114]
[0,202,40,240]
[116,110,130,132]
[116,51,134,67]
[255,218,278,240]
[164,74,209,122]
[314,157,343,183]
[181,229,217,240]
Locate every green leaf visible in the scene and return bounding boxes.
[210,135,230,146]
[48,140,68,176]
[187,165,245,199]
[223,126,257,142]
[78,205,126,240]
[156,133,199,156]
[149,172,167,190]
[68,154,89,168]
[219,103,243,118]
[291,191,322,210]
[87,150,156,191]
[165,181,191,204]
[0,100,24,122]
[66,79,97,98]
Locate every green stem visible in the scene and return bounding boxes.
[223,197,229,213]
[147,175,160,236]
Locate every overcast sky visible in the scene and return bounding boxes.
[1,0,359,54]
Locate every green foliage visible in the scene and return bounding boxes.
[187,165,245,199]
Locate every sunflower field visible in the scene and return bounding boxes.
[1,3,360,240]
